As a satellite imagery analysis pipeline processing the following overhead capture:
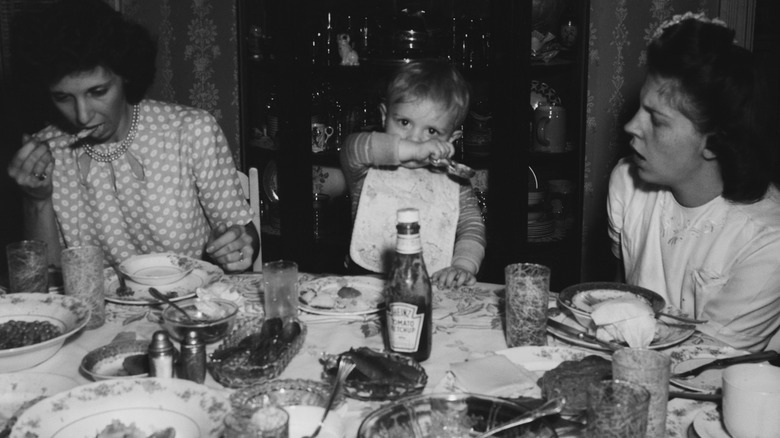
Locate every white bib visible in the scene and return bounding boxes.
[350,167,460,273]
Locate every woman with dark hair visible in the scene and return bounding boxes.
[608,12,780,351]
[6,0,259,272]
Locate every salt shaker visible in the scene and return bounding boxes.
[148,330,175,378]
[178,330,206,383]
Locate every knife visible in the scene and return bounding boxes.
[671,350,779,380]
[547,319,623,351]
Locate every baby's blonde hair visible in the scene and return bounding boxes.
[386,60,471,130]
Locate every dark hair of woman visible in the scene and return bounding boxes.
[12,0,157,106]
[647,19,776,202]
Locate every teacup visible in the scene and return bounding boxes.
[312,123,334,153]
[722,363,780,438]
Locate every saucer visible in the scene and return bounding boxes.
[104,258,222,305]
[692,404,730,438]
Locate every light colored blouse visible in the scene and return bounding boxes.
[40,99,252,265]
[608,158,780,351]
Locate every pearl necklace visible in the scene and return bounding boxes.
[82,104,140,163]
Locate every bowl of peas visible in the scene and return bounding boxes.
[0,293,91,373]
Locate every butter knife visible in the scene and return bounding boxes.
[547,319,623,351]
[671,350,779,380]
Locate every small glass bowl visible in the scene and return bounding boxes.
[229,378,343,414]
[161,298,239,344]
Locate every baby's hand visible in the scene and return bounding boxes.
[432,266,476,288]
[398,138,454,166]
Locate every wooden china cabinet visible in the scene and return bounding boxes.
[236,0,588,290]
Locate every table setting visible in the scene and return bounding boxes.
[1,244,778,437]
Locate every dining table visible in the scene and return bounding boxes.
[5,270,726,437]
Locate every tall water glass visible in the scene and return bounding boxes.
[504,263,551,347]
[263,260,299,322]
[585,379,650,438]
[612,348,670,438]
[6,240,48,293]
[61,245,106,329]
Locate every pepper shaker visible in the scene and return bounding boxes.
[178,330,206,383]
[148,330,175,378]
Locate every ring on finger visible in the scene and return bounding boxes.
[32,172,47,181]
[238,250,244,261]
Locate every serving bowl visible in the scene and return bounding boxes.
[11,378,229,438]
[0,293,90,373]
[79,340,150,381]
[118,252,195,286]
[357,393,556,437]
[557,282,666,330]
[161,297,239,343]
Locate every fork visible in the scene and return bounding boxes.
[305,356,356,438]
[110,263,133,297]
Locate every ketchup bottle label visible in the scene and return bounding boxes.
[386,302,424,352]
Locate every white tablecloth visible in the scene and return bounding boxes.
[19,273,719,437]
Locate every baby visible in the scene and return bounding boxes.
[340,60,485,287]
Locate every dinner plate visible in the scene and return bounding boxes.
[103,257,223,305]
[298,276,385,316]
[669,345,749,393]
[531,80,562,109]
[692,404,729,438]
[0,373,79,434]
[547,312,695,351]
[11,378,229,438]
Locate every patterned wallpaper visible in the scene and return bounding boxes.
[580,0,718,280]
[121,0,242,166]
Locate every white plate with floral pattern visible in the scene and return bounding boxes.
[11,378,229,438]
[692,403,730,438]
[669,345,750,393]
[0,373,79,434]
[298,275,385,316]
[104,258,223,305]
[546,312,695,351]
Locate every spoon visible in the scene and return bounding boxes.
[305,356,356,438]
[474,397,566,438]
[148,287,195,323]
[430,157,476,179]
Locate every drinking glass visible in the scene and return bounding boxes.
[263,260,299,322]
[61,245,106,329]
[585,379,650,438]
[504,263,550,347]
[612,348,670,438]
[6,240,48,293]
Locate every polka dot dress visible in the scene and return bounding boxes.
[41,99,252,265]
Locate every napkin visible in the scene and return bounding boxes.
[449,355,539,396]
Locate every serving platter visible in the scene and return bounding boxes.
[298,276,385,316]
[11,378,229,438]
[546,312,695,351]
[104,257,222,305]
[668,345,749,393]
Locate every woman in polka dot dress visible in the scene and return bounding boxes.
[6,0,259,272]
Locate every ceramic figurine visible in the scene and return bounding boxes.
[338,33,359,66]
